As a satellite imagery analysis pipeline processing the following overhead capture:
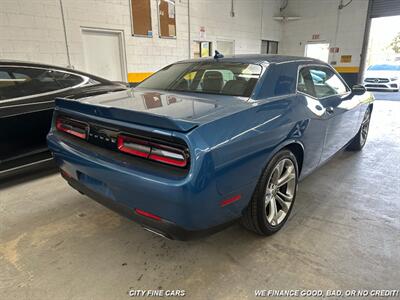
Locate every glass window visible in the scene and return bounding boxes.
[297,66,348,99]
[138,62,262,97]
[158,0,176,38]
[0,67,84,101]
[50,70,84,88]
[297,68,315,97]
[309,68,348,98]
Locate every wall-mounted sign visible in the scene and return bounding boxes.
[340,55,352,63]
[199,26,206,40]
[312,33,320,40]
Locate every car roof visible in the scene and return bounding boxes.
[176,54,324,65]
[0,59,113,84]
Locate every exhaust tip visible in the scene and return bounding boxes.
[142,227,171,240]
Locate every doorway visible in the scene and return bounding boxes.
[304,43,330,63]
[81,28,127,82]
[193,41,212,58]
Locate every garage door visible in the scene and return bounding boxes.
[371,0,400,18]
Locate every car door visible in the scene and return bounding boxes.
[0,65,86,171]
[306,66,360,162]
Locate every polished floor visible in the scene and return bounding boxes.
[1,100,399,300]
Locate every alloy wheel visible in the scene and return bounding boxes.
[264,158,296,226]
[360,109,371,146]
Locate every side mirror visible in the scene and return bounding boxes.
[352,84,366,95]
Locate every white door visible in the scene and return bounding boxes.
[81,29,126,81]
[216,40,234,56]
[304,43,330,63]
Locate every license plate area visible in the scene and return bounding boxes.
[77,171,114,200]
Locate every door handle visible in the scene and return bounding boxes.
[326,107,334,114]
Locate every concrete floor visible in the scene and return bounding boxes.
[1,100,399,300]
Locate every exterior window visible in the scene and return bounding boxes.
[261,40,279,54]
[0,67,84,101]
[158,0,176,38]
[131,0,152,37]
[297,66,349,98]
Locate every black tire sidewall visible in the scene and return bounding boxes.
[256,149,299,235]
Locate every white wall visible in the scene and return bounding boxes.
[0,0,68,66]
[279,0,369,68]
[190,0,282,55]
[0,0,282,81]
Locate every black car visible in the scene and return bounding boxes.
[0,60,127,179]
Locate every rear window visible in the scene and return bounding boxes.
[367,64,400,71]
[137,62,262,97]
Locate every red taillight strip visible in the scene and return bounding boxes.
[117,134,188,168]
[220,195,241,207]
[56,117,88,139]
[135,208,161,221]
[117,135,151,158]
[148,146,187,167]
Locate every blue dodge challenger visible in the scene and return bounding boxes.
[47,55,374,240]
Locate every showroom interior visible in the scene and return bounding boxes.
[1,0,399,299]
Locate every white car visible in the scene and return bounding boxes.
[363,64,400,92]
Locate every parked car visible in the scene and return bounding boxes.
[363,64,400,91]
[0,60,127,179]
[47,55,374,240]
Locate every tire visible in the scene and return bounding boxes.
[346,107,371,151]
[241,149,298,236]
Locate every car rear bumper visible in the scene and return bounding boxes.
[47,132,252,238]
[64,174,236,240]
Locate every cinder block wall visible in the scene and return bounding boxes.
[0,0,282,82]
[279,0,369,85]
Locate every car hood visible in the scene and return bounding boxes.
[364,70,400,79]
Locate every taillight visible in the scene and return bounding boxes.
[117,134,188,168]
[56,117,88,139]
[117,136,150,158]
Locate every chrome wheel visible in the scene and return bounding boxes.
[264,158,296,226]
[360,109,371,146]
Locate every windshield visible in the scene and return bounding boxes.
[137,62,262,97]
[367,64,400,71]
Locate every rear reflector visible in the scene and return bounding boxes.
[117,134,188,168]
[135,208,161,221]
[220,195,241,207]
[56,117,88,139]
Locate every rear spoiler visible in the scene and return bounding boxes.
[54,98,198,132]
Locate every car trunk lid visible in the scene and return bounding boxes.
[55,88,250,133]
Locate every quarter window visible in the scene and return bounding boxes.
[297,66,349,98]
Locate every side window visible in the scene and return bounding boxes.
[309,67,348,98]
[50,70,84,88]
[297,68,316,97]
[0,67,83,101]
